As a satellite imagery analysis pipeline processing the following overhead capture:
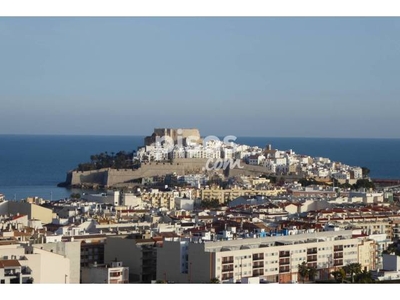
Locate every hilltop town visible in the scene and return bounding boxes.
[2,129,400,284]
[64,128,369,190]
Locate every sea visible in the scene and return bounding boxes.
[0,134,400,201]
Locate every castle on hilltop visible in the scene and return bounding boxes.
[144,128,202,146]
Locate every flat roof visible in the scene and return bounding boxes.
[201,230,355,252]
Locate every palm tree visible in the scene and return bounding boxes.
[355,270,374,283]
[343,263,362,283]
[308,266,317,282]
[298,262,309,283]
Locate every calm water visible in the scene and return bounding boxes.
[0,135,399,200]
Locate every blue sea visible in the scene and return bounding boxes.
[0,135,400,201]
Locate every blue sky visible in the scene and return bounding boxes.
[1,17,400,138]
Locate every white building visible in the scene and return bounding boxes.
[157,230,367,284]
[0,242,71,284]
[175,198,195,211]
[352,167,363,179]
[222,147,235,159]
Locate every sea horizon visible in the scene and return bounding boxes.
[1,134,400,201]
[1,133,400,140]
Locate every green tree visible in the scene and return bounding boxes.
[330,268,346,283]
[298,262,309,283]
[353,179,375,190]
[355,270,374,283]
[343,263,362,283]
[70,193,81,199]
[210,277,220,284]
[308,266,317,282]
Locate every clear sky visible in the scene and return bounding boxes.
[1,17,400,138]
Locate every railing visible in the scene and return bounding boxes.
[253,254,264,261]
[222,266,234,272]
[253,262,264,269]
[279,266,290,273]
[110,272,122,277]
[334,246,343,251]
[307,249,318,254]
[4,271,17,277]
[307,263,317,268]
[253,270,264,277]
[307,256,317,262]
[109,279,123,284]
[279,251,290,257]
[222,259,234,264]
[222,273,234,280]
[333,260,343,266]
[279,259,290,265]
[334,253,343,259]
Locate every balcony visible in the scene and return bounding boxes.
[279,251,290,258]
[279,258,290,266]
[307,255,317,262]
[222,273,234,280]
[253,262,264,269]
[279,266,290,273]
[21,268,31,275]
[253,270,264,277]
[334,253,343,259]
[4,271,19,277]
[307,262,317,269]
[334,246,343,252]
[333,260,343,266]
[307,248,318,255]
[253,254,264,261]
[222,266,234,272]
[110,272,122,278]
[109,279,124,284]
[222,258,234,264]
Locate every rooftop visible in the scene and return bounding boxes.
[199,230,354,252]
[0,259,21,268]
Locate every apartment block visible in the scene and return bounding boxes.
[157,230,374,283]
[201,188,285,204]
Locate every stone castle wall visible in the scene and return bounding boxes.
[69,158,208,188]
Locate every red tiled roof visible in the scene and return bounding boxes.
[0,260,21,268]
[12,214,27,220]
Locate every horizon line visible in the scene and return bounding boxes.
[0,133,399,140]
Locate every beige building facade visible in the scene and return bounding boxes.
[201,187,285,204]
[157,230,376,283]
